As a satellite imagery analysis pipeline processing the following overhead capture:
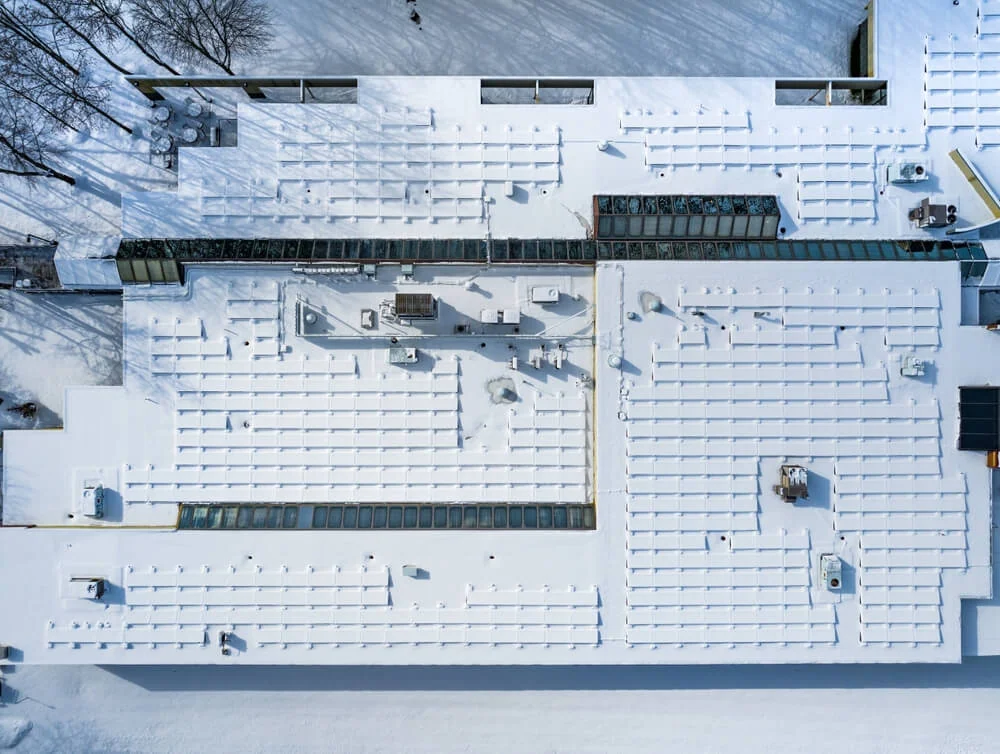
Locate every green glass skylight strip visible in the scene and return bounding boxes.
[118,238,598,264]
[177,503,596,530]
[594,194,781,240]
[592,239,984,261]
[117,238,985,286]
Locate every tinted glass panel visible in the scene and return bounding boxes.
[178,503,596,530]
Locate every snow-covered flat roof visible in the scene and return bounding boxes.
[2,258,999,664]
[3,0,1000,667]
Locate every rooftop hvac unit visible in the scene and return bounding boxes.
[78,482,105,518]
[774,464,808,503]
[68,577,107,600]
[901,355,926,377]
[909,198,956,229]
[387,347,418,364]
[394,292,436,319]
[888,162,929,184]
[531,286,560,304]
[820,554,843,590]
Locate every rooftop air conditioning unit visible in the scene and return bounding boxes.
[78,482,105,518]
[909,198,956,229]
[888,162,929,184]
[394,292,436,319]
[68,577,107,600]
[820,554,843,590]
[774,464,809,503]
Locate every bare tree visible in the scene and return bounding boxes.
[29,0,133,75]
[53,0,181,75]
[0,95,75,185]
[129,0,273,75]
[0,28,133,134]
[0,1,81,74]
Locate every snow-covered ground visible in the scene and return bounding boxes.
[264,0,859,77]
[0,291,122,431]
[4,660,1000,753]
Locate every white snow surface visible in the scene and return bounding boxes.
[262,0,859,77]
[0,291,122,430]
[4,661,1000,753]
